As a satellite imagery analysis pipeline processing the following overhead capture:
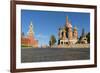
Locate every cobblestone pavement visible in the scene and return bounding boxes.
[21,48,90,63]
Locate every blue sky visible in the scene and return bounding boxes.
[21,10,90,46]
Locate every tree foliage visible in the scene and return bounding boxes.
[81,28,85,37]
[78,28,85,43]
[86,32,90,43]
[49,35,56,46]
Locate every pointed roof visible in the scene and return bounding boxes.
[30,21,33,28]
[66,16,68,24]
[66,22,72,28]
[66,16,72,28]
[74,26,77,30]
[62,27,66,32]
[27,21,34,36]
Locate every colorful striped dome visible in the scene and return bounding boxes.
[66,22,72,28]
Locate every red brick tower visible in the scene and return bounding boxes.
[27,21,38,47]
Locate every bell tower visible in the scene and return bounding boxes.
[66,16,73,44]
[68,22,73,43]
[27,21,34,38]
[66,16,69,27]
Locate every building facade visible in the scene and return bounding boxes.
[58,16,78,45]
[21,22,38,48]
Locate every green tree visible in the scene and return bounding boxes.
[86,32,90,43]
[49,41,51,46]
[49,35,56,46]
[78,28,85,43]
[81,28,85,37]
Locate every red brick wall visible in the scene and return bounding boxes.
[21,36,38,47]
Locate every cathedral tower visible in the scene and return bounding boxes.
[66,16,73,44]
[62,27,67,40]
[73,26,78,40]
[58,28,62,39]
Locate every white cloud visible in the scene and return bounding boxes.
[36,34,48,39]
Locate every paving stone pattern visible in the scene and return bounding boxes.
[21,48,90,63]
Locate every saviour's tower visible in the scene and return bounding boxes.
[27,21,38,47]
[27,21,34,38]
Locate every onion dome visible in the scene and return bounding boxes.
[74,26,77,30]
[66,22,72,28]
